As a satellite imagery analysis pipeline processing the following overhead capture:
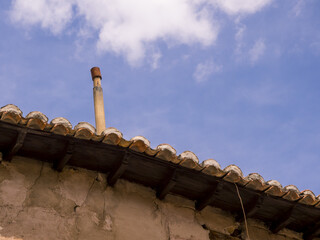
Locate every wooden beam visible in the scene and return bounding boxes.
[270,205,295,233]
[303,220,320,240]
[156,170,177,200]
[53,141,74,171]
[196,181,224,211]
[236,195,264,222]
[107,152,129,186]
[2,129,27,161]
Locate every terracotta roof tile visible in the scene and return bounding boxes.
[26,111,48,123]
[102,127,123,145]
[282,185,302,201]
[25,111,48,130]
[223,165,244,183]
[129,136,150,153]
[50,117,73,135]
[74,122,95,139]
[178,151,202,170]
[50,117,73,129]
[155,144,178,163]
[264,180,286,197]
[0,104,22,124]
[144,147,159,157]
[0,104,22,115]
[299,190,318,206]
[244,173,269,191]
[0,104,318,210]
[201,159,226,177]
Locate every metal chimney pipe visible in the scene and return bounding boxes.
[91,67,106,135]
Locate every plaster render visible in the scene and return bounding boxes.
[0,156,308,240]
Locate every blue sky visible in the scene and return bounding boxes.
[0,0,320,195]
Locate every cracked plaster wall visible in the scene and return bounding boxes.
[0,156,306,240]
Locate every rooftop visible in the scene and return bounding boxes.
[0,103,320,239]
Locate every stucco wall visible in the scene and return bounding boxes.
[0,156,306,240]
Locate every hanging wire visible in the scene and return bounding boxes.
[234,183,251,240]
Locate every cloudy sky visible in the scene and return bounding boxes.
[0,0,320,195]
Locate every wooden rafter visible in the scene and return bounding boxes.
[303,219,320,240]
[236,195,264,222]
[156,169,177,200]
[2,128,27,161]
[107,151,129,186]
[53,141,74,171]
[196,181,224,211]
[270,205,296,233]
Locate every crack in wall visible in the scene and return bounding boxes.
[101,189,106,227]
[153,199,171,240]
[152,199,160,217]
[100,181,112,231]
[73,173,98,238]
[22,161,44,197]
[80,172,97,208]
[14,161,44,220]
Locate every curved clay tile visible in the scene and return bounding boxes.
[102,127,123,145]
[246,173,265,182]
[282,185,301,201]
[0,104,22,115]
[50,117,72,135]
[301,189,316,197]
[201,159,226,177]
[91,134,104,142]
[25,111,48,130]
[129,136,150,153]
[223,165,244,183]
[74,122,95,140]
[155,144,178,163]
[267,180,283,188]
[245,173,269,191]
[298,190,318,206]
[264,180,286,197]
[51,117,72,129]
[285,185,300,192]
[0,104,22,124]
[144,147,159,157]
[178,151,201,170]
[26,111,48,122]
[118,138,132,148]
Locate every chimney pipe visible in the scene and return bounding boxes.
[91,67,106,135]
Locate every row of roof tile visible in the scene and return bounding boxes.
[1,104,319,207]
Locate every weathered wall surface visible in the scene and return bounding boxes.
[0,157,306,240]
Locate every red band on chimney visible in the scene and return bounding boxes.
[91,67,102,80]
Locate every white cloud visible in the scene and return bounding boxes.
[235,23,246,42]
[9,0,272,66]
[92,0,217,65]
[193,60,222,83]
[150,52,162,70]
[291,0,304,17]
[10,0,74,35]
[210,0,272,15]
[234,22,246,56]
[249,39,266,64]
